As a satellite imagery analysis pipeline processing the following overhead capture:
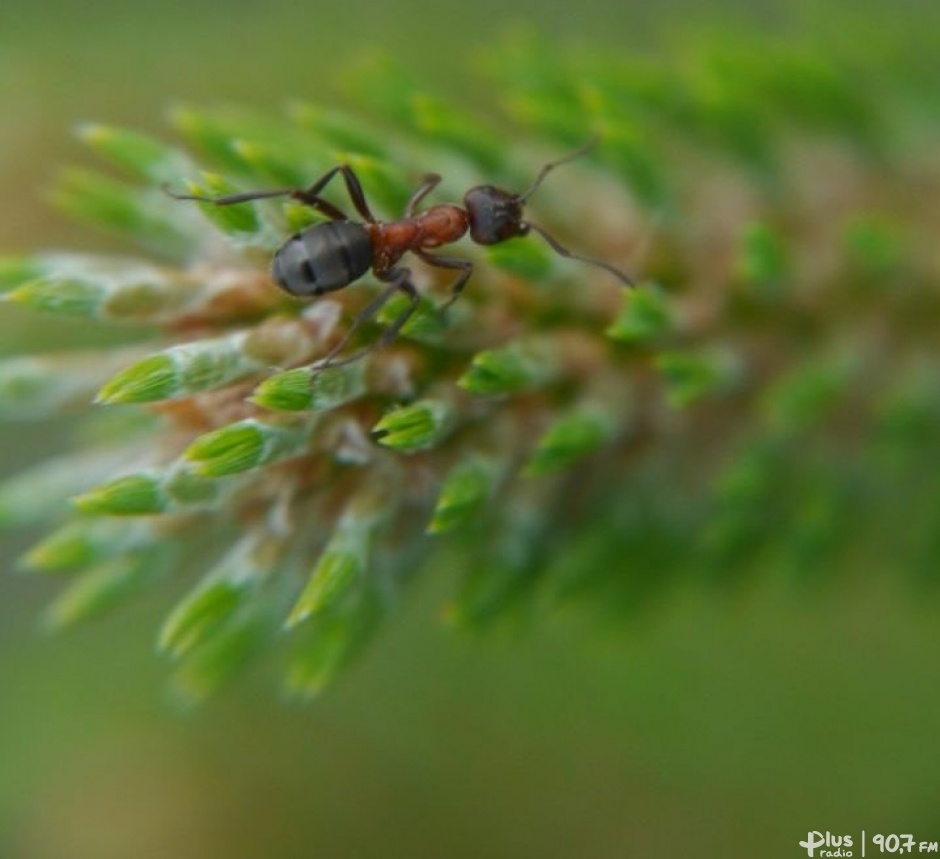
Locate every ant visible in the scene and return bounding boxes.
[165,138,634,371]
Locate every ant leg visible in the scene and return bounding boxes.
[415,250,473,313]
[163,184,296,206]
[373,269,420,347]
[311,268,419,373]
[524,221,635,287]
[312,282,401,371]
[405,174,442,217]
[167,163,378,222]
[163,182,350,222]
[296,164,378,224]
[293,195,349,221]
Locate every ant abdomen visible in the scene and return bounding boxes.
[273,221,373,297]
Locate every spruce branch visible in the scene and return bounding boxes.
[3,21,940,698]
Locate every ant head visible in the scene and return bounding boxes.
[463,138,600,246]
[463,185,528,245]
[465,138,636,288]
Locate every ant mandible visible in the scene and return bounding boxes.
[166,138,634,371]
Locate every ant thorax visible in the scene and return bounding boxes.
[369,205,469,271]
[414,205,470,247]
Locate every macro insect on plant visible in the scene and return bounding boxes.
[5,21,936,705]
[165,138,635,371]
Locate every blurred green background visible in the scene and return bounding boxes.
[3,1,940,857]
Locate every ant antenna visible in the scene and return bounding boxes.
[511,136,635,287]
[524,221,635,287]
[516,135,600,203]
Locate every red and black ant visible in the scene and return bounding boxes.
[166,138,634,371]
